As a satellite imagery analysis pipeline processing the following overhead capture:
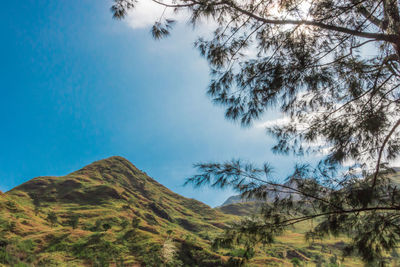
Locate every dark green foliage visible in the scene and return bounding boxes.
[227,247,255,260]
[72,233,124,266]
[102,223,112,231]
[32,195,41,216]
[290,257,301,266]
[131,217,140,228]
[67,214,80,229]
[46,211,58,227]
[112,0,400,263]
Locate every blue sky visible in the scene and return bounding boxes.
[0,0,313,207]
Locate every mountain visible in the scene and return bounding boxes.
[0,156,233,266]
[217,202,260,216]
[220,195,254,206]
[220,180,303,209]
[217,195,261,216]
[0,156,375,266]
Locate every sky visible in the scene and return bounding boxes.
[0,0,316,207]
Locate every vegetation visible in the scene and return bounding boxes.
[0,156,377,266]
[0,157,235,266]
[111,0,400,264]
[46,212,58,227]
[67,214,80,229]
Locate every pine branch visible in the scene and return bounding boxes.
[372,118,400,187]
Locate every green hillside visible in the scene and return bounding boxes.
[0,156,390,266]
[0,156,233,266]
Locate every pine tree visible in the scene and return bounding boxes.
[112,0,400,263]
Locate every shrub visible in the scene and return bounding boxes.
[46,212,58,227]
[67,214,80,229]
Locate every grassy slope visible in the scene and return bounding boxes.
[217,202,366,266]
[1,156,394,266]
[0,156,233,266]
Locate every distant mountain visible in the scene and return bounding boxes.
[220,195,253,206]
[219,168,400,216]
[217,202,260,216]
[219,181,299,207]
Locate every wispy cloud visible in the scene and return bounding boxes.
[124,0,189,29]
[256,115,333,156]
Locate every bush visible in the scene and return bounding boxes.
[72,233,124,266]
[67,214,80,229]
[47,212,58,227]
[102,223,111,231]
[291,258,302,266]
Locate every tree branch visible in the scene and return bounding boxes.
[222,0,397,43]
[372,118,400,187]
[353,0,384,29]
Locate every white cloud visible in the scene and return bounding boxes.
[125,0,188,29]
[255,116,291,129]
[256,114,333,156]
[122,0,223,36]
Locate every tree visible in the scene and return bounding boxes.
[112,0,400,263]
[46,212,58,227]
[32,196,41,216]
[102,223,112,232]
[67,214,80,229]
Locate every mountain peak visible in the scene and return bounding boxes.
[73,156,140,175]
[7,156,220,221]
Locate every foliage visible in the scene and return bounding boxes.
[102,223,112,231]
[72,233,124,266]
[291,257,302,266]
[0,238,36,266]
[132,217,141,228]
[227,247,255,260]
[32,195,41,216]
[46,211,58,227]
[111,0,400,263]
[67,213,80,229]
